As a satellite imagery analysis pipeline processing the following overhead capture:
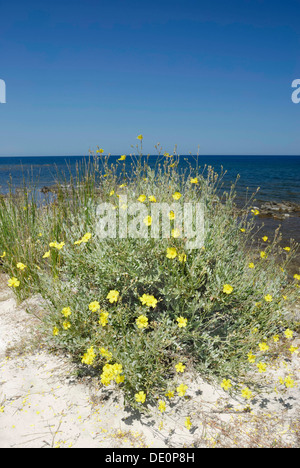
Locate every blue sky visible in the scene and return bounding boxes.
[0,0,300,156]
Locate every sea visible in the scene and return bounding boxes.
[0,154,299,247]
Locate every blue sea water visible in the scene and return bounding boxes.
[0,154,299,204]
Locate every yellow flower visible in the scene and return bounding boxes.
[0,251,6,258]
[101,371,113,386]
[136,315,148,329]
[81,232,92,243]
[190,177,198,184]
[251,209,259,215]
[294,274,300,281]
[43,251,50,258]
[284,376,295,388]
[164,152,173,157]
[62,321,71,330]
[99,347,112,361]
[223,284,233,294]
[115,374,125,384]
[118,155,126,161]
[107,290,119,303]
[148,195,156,202]
[172,191,182,200]
[53,326,59,336]
[136,135,143,141]
[221,379,232,391]
[247,353,256,363]
[135,391,146,403]
[264,294,273,302]
[96,148,104,154]
[260,251,267,259]
[139,294,158,308]
[176,384,188,397]
[176,316,187,328]
[184,417,192,430]
[8,277,20,288]
[99,311,109,327]
[89,301,100,312]
[143,216,152,226]
[158,400,166,413]
[61,307,71,317]
[175,362,186,373]
[240,228,246,233]
[165,390,174,399]
[289,345,299,354]
[257,362,267,373]
[166,247,177,259]
[16,262,26,270]
[262,236,268,242]
[284,329,293,339]
[109,190,115,196]
[283,247,291,252]
[178,252,187,263]
[273,335,279,343]
[49,241,65,250]
[112,363,123,375]
[259,342,269,352]
[241,387,253,400]
[169,210,175,220]
[138,194,146,202]
[81,346,96,365]
[248,262,255,269]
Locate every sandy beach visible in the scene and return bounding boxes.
[1,273,299,448]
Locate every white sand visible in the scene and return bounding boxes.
[1,275,299,448]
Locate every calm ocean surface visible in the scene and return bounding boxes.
[0,155,299,204]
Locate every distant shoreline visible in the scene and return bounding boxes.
[0,154,300,203]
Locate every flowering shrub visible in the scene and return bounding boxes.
[0,144,299,410]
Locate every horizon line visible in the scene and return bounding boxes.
[0,154,300,158]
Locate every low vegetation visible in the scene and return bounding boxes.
[0,140,299,412]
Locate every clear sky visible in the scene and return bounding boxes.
[0,0,300,156]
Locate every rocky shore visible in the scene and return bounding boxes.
[2,184,300,219]
[254,200,300,220]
